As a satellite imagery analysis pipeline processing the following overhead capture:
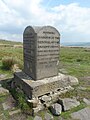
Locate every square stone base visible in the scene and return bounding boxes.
[14,71,78,99]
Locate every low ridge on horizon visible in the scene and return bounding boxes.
[0,39,90,47]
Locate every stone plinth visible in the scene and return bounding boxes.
[14,71,78,99]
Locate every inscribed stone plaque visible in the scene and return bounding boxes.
[23,26,60,80]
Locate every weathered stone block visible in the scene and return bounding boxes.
[14,71,76,99]
[40,95,51,102]
[50,103,62,115]
[23,26,60,80]
[71,107,90,120]
[59,98,80,111]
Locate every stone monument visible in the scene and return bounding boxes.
[13,25,78,113]
[23,26,60,80]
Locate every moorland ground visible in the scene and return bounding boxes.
[0,40,90,120]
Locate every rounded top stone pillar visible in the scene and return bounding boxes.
[23,25,60,80]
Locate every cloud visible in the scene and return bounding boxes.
[0,0,90,42]
[51,3,88,30]
[52,3,90,42]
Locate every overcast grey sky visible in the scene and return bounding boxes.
[0,0,90,43]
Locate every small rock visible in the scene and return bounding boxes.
[83,98,90,105]
[9,109,21,116]
[0,113,4,117]
[44,112,53,120]
[12,64,21,72]
[59,98,80,111]
[27,98,39,108]
[50,103,62,115]
[68,76,79,85]
[0,74,7,80]
[65,85,74,91]
[41,95,51,102]
[0,87,9,95]
[78,86,87,90]
[33,104,44,113]
[2,103,10,110]
[59,68,68,74]
[34,116,42,120]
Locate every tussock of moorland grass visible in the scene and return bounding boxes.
[2,57,17,70]
[2,56,23,71]
[0,46,23,77]
[0,47,23,61]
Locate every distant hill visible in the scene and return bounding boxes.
[0,39,22,45]
[0,39,90,48]
[62,42,90,47]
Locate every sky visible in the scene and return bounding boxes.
[0,0,90,43]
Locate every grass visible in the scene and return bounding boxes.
[0,41,90,78]
[0,94,11,120]
[0,47,23,77]
[0,47,23,61]
[0,40,90,119]
[0,46,90,78]
[10,87,32,115]
[59,47,90,77]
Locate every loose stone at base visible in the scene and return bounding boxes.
[0,87,9,95]
[59,98,80,111]
[68,75,79,85]
[83,98,90,105]
[50,103,62,115]
[9,109,21,116]
[27,98,39,108]
[71,107,90,120]
[40,95,51,103]
[33,104,44,113]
